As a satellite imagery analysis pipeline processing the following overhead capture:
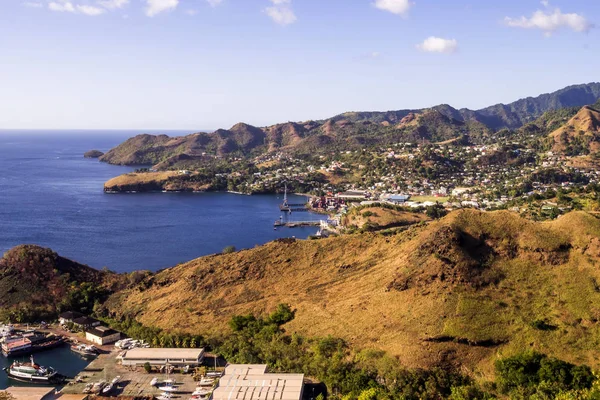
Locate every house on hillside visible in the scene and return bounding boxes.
[72,316,102,330]
[58,311,84,326]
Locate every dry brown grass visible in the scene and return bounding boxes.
[105,209,600,375]
[105,172,178,187]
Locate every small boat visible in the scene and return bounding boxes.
[91,381,106,394]
[197,378,214,386]
[111,376,121,384]
[83,383,94,394]
[158,384,177,393]
[157,394,172,400]
[206,371,223,378]
[150,377,159,386]
[102,383,114,394]
[193,388,212,396]
[70,344,99,357]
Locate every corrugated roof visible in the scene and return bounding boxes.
[123,348,205,360]
[212,365,303,400]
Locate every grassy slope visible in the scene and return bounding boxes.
[104,210,600,378]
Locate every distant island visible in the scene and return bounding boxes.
[84,149,105,158]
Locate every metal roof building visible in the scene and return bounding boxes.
[212,364,304,400]
[122,348,205,367]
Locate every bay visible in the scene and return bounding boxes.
[0,346,92,390]
[0,131,320,273]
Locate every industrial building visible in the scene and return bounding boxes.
[121,348,205,367]
[211,364,304,400]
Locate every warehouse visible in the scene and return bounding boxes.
[212,364,304,400]
[122,348,205,367]
[85,326,121,345]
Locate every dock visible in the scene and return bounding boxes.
[274,220,321,228]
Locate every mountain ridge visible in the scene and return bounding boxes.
[99,82,600,167]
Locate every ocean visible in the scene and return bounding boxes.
[0,131,321,273]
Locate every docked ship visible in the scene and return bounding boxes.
[1,331,65,357]
[3,355,61,384]
[70,343,99,357]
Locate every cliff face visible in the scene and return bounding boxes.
[103,210,600,373]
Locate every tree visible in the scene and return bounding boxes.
[144,362,152,373]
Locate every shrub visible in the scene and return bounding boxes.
[222,246,236,254]
[144,362,152,373]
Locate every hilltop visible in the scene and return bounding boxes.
[102,209,600,375]
[550,104,600,155]
[0,245,130,320]
[99,83,600,167]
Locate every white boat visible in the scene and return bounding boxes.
[82,383,94,393]
[198,378,214,386]
[111,375,121,384]
[102,383,114,394]
[159,385,178,393]
[150,377,159,386]
[157,395,172,400]
[193,388,212,396]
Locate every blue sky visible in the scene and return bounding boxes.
[0,0,598,130]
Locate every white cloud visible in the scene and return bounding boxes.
[48,0,105,15]
[416,36,458,54]
[541,0,549,6]
[206,0,223,7]
[48,0,76,12]
[23,2,44,8]
[265,0,296,26]
[98,0,129,9]
[505,8,593,35]
[77,4,106,15]
[145,0,179,17]
[373,0,412,16]
[185,9,198,15]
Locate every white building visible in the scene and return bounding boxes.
[211,364,304,400]
[85,326,121,346]
[122,348,205,367]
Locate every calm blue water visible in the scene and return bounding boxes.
[0,346,92,390]
[0,131,320,273]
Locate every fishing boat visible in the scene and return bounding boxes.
[2,355,60,384]
[70,343,99,357]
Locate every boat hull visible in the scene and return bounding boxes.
[2,368,63,384]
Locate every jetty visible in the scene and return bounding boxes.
[274,220,321,228]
